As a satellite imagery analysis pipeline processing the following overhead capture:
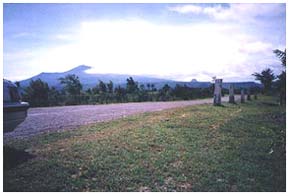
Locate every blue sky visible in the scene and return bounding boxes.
[3,3,286,82]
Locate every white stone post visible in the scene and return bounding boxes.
[213,79,222,106]
[229,84,235,104]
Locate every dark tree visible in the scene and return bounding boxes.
[125,77,139,102]
[151,83,156,91]
[59,74,82,95]
[48,86,62,106]
[92,85,99,94]
[98,80,107,94]
[273,49,286,67]
[14,81,20,88]
[273,49,286,105]
[23,79,50,107]
[159,84,173,101]
[86,88,92,95]
[252,68,275,94]
[97,80,107,103]
[126,77,139,93]
[107,80,114,94]
[147,83,151,90]
[59,74,82,104]
[138,84,149,102]
[114,85,126,102]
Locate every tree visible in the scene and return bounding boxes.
[48,86,62,106]
[147,83,151,90]
[91,85,99,94]
[139,84,149,102]
[59,74,82,95]
[273,49,286,67]
[86,87,99,104]
[98,80,107,94]
[159,84,173,101]
[59,74,82,105]
[23,79,50,107]
[106,81,114,103]
[151,83,156,91]
[86,88,92,95]
[114,85,126,102]
[126,77,138,94]
[273,49,286,105]
[252,68,275,94]
[126,77,139,102]
[107,80,114,94]
[14,81,20,88]
[173,84,194,100]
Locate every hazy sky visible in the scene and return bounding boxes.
[3,3,286,82]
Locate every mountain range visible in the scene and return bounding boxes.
[18,65,262,90]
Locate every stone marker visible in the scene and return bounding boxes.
[247,88,251,101]
[229,84,235,104]
[241,89,245,103]
[213,79,222,106]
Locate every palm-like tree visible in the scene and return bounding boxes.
[273,49,286,67]
[252,68,275,94]
[273,49,286,105]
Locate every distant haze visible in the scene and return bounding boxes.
[3,3,286,82]
[18,65,262,90]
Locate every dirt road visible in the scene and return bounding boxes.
[4,97,233,139]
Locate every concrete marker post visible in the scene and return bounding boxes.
[213,79,222,106]
[229,84,235,104]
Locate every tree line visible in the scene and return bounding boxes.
[17,49,285,107]
[19,76,215,107]
[252,49,286,105]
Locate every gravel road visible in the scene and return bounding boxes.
[4,97,232,139]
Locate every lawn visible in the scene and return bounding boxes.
[3,96,286,191]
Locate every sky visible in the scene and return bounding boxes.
[3,3,286,82]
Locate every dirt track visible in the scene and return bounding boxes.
[4,97,232,139]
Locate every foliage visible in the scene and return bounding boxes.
[22,74,217,107]
[158,84,173,101]
[107,80,114,94]
[251,48,286,104]
[273,49,286,105]
[273,49,286,67]
[114,85,127,103]
[22,79,50,107]
[47,87,62,106]
[98,80,107,94]
[59,74,83,105]
[252,68,275,94]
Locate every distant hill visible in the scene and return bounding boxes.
[19,65,174,90]
[18,65,262,90]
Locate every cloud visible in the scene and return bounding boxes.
[54,33,79,42]
[4,51,35,61]
[4,3,285,83]
[13,18,277,82]
[168,5,203,14]
[11,32,34,38]
[168,4,285,23]
[238,41,273,54]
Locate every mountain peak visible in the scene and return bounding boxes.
[67,65,92,73]
[190,79,198,83]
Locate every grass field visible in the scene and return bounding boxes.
[3,96,286,192]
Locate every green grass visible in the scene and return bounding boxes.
[3,96,286,191]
